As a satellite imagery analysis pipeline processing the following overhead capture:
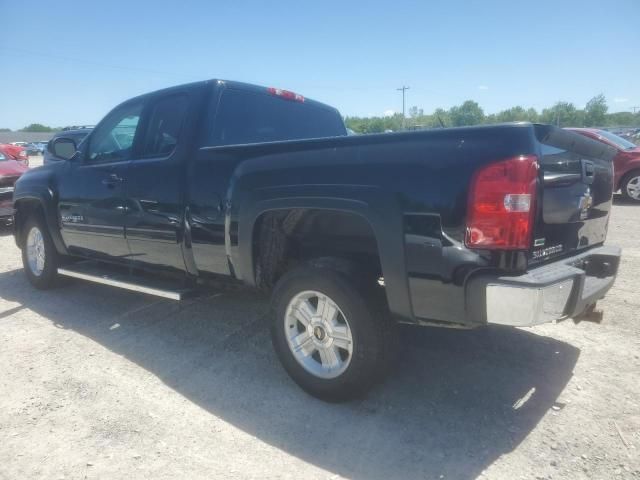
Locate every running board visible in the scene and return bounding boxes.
[58,262,192,300]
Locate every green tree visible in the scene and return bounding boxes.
[607,111,637,127]
[584,94,608,127]
[408,106,424,118]
[431,108,450,127]
[526,108,539,123]
[346,96,639,133]
[20,123,55,132]
[0,128,11,132]
[449,100,484,126]
[499,106,526,122]
[540,102,580,127]
[493,106,540,123]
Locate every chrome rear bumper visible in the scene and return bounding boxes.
[467,245,621,327]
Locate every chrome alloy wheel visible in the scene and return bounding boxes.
[626,175,640,200]
[284,290,353,379]
[26,226,46,276]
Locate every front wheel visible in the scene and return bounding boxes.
[270,261,396,402]
[21,215,60,289]
[622,170,640,203]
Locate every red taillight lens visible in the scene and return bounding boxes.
[465,155,538,250]
[267,87,304,102]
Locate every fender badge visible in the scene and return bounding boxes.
[534,238,546,247]
[61,214,84,223]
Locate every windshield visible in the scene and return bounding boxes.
[597,130,637,150]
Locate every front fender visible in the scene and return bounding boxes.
[13,184,66,255]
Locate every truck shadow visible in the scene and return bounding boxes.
[613,194,639,206]
[0,269,579,480]
[0,223,14,237]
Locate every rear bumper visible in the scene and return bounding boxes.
[466,245,621,327]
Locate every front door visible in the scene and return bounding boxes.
[59,100,143,260]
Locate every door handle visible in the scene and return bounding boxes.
[581,160,595,185]
[102,173,124,186]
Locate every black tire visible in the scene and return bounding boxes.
[270,259,397,402]
[621,169,640,203]
[21,214,60,289]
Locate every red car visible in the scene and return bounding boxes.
[0,151,29,224]
[567,128,640,202]
[0,143,29,167]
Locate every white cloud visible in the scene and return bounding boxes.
[614,97,629,103]
[383,109,396,117]
[477,85,489,90]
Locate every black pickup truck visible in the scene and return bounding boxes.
[13,79,621,401]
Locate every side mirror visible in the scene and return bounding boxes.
[51,137,77,160]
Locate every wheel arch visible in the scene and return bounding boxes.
[619,166,640,192]
[13,193,66,255]
[235,194,414,323]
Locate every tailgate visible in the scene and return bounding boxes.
[530,125,616,265]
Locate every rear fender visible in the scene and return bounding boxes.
[232,183,414,323]
[619,161,640,190]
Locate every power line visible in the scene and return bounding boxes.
[0,46,200,80]
[396,86,410,129]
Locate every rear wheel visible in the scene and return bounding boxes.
[622,170,640,203]
[270,260,396,402]
[21,215,60,289]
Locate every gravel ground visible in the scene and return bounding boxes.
[0,178,638,479]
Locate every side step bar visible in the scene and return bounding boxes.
[58,262,192,300]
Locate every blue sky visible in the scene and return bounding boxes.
[1,0,638,129]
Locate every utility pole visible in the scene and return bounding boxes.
[632,106,639,114]
[397,86,410,129]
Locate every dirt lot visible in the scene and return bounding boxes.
[0,184,638,479]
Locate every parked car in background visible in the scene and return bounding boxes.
[25,143,43,155]
[0,151,29,224]
[568,128,640,202]
[0,144,29,167]
[43,127,93,164]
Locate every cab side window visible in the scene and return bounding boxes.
[140,94,189,158]
[87,102,142,163]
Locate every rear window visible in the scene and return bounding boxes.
[141,94,189,158]
[209,88,346,146]
[596,130,636,151]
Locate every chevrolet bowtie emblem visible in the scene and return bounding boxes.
[578,188,593,220]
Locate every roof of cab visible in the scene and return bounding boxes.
[123,79,339,113]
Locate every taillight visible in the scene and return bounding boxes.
[267,87,304,103]
[465,155,538,250]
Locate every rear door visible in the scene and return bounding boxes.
[531,125,616,265]
[123,90,193,270]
